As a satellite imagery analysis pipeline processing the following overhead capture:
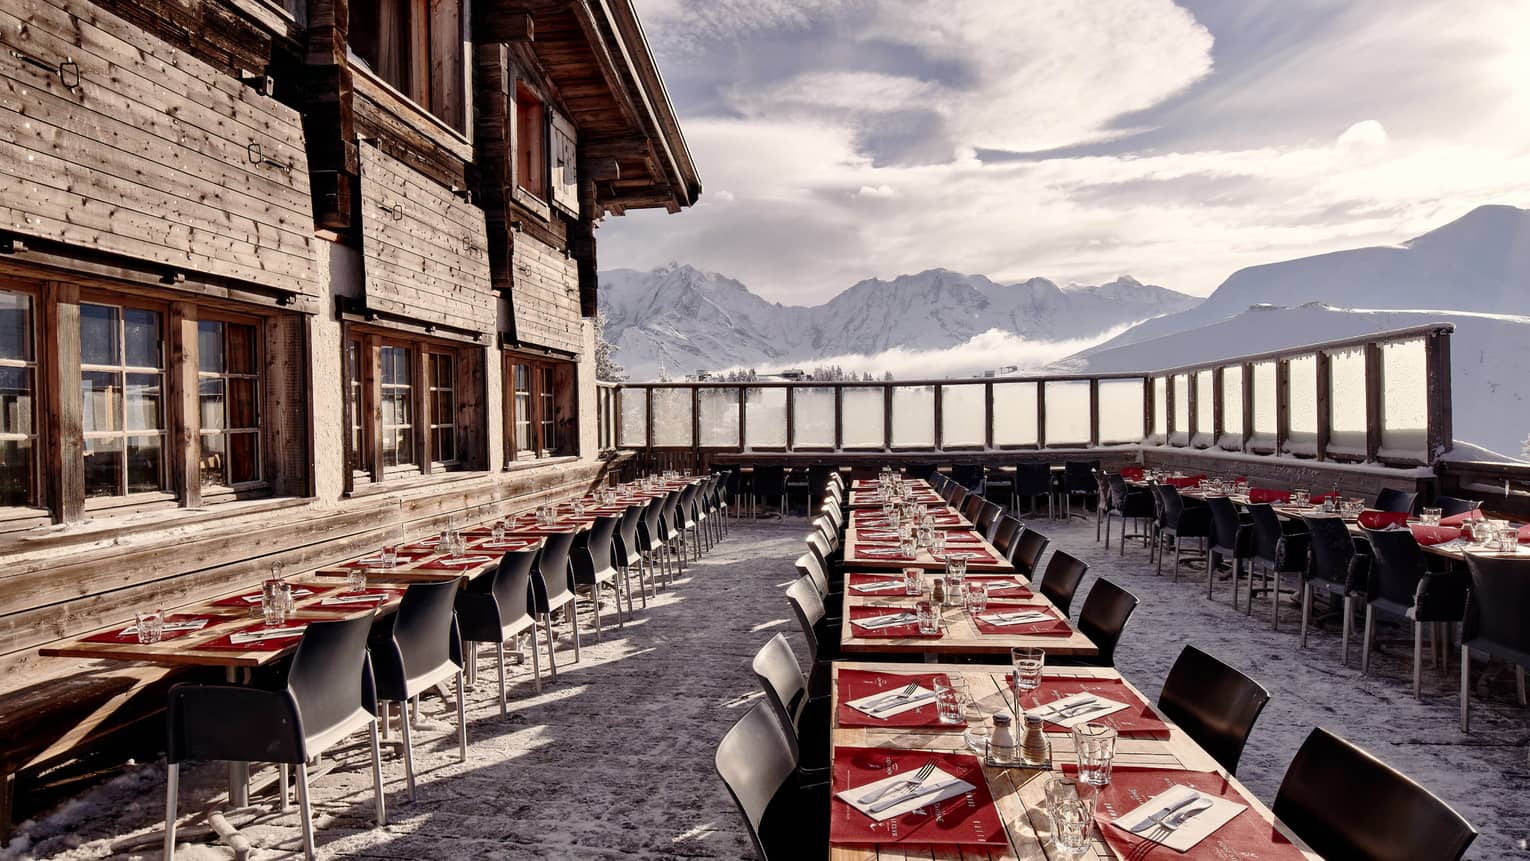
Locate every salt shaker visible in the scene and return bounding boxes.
[990,712,1019,764]
[931,577,946,605]
[1020,713,1050,768]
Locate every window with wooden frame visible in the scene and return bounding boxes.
[0,290,36,508]
[197,318,262,488]
[429,352,457,465]
[380,344,415,469]
[515,82,547,198]
[347,339,367,477]
[80,301,166,498]
[504,355,575,461]
[349,0,467,131]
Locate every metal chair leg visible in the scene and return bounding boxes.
[296,761,316,861]
[1460,646,1472,731]
[543,614,559,682]
[278,763,290,812]
[1361,606,1375,675]
[528,626,543,693]
[1300,583,1311,647]
[1413,621,1424,699]
[495,641,507,717]
[163,762,179,860]
[369,718,387,826]
[1341,595,1353,667]
[571,598,583,662]
[456,672,467,761]
[399,701,417,802]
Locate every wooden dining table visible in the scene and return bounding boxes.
[828,661,1321,860]
[843,524,1014,574]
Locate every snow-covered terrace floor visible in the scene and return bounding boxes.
[7,516,1528,860]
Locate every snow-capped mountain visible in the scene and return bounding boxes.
[599,265,1199,379]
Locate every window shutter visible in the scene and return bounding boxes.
[550,111,579,216]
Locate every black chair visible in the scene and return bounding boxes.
[1035,549,1087,616]
[455,547,542,711]
[982,466,1013,508]
[1373,487,1419,515]
[163,614,386,860]
[531,530,582,680]
[370,578,467,802]
[674,484,703,561]
[973,499,1003,542]
[1298,515,1366,665]
[613,503,654,608]
[951,464,985,493]
[1068,578,1139,667]
[1156,645,1270,775]
[990,515,1025,562]
[1433,495,1480,517]
[938,475,965,505]
[784,467,813,517]
[1205,495,1252,608]
[571,514,624,637]
[960,492,986,524]
[637,497,673,588]
[948,487,971,515]
[659,489,688,572]
[795,551,842,623]
[786,575,840,664]
[714,701,828,861]
[1012,463,1054,519]
[1011,527,1051,580]
[1060,461,1098,518]
[751,633,830,772]
[1274,727,1477,861]
[1360,527,1469,699]
[1153,484,1211,580]
[753,465,788,517]
[1460,553,1530,731]
[1247,503,1307,629]
[1103,474,1154,553]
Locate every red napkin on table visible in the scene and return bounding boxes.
[971,603,1072,636]
[1119,466,1145,481]
[848,573,910,589]
[835,669,957,728]
[1247,488,1291,504]
[1409,525,1462,546]
[1441,509,1485,527]
[830,747,1006,847]
[1358,510,1410,530]
[1017,677,1171,738]
[847,605,940,639]
[1519,525,1530,544]
[1078,765,1308,861]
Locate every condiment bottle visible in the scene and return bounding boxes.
[931,577,945,605]
[990,712,1019,763]
[1020,713,1050,768]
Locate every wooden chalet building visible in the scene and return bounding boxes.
[0,0,697,824]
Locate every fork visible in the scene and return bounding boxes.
[1128,797,1215,857]
[865,682,918,711]
[858,760,937,805]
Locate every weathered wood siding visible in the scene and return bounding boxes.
[0,0,317,294]
[357,141,494,333]
[511,234,582,355]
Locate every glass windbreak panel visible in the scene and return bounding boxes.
[1170,374,1189,444]
[841,387,885,448]
[1098,379,1145,444]
[792,387,835,448]
[619,390,648,447]
[744,387,786,448]
[940,384,985,447]
[698,387,741,447]
[890,386,934,448]
[1194,370,1214,445]
[992,381,1038,446]
[1220,366,1243,448]
[650,387,693,447]
[1044,381,1091,446]
[1285,355,1318,454]
[1250,361,1277,448]
[1381,338,1428,454]
[1151,377,1167,437]
[1328,348,1367,454]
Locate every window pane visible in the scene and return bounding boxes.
[127,435,163,492]
[0,292,32,362]
[791,388,835,448]
[1171,374,1189,444]
[198,321,224,373]
[939,384,984,448]
[395,429,414,465]
[619,391,647,447]
[124,308,161,368]
[1286,354,1318,454]
[229,432,260,483]
[1381,338,1428,454]
[1251,361,1277,448]
[1195,370,1214,445]
[1098,379,1145,445]
[200,431,225,486]
[1220,367,1243,447]
[80,304,119,366]
[0,438,31,506]
[840,387,884,449]
[890,386,933,448]
[432,389,454,427]
[744,387,786,448]
[651,388,692,447]
[82,371,121,433]
[227,323,257,375]
[434,425,455,463]
[992,381,1038,446]
[1151,377,1167,437]
[84,437,121,497]
[698,388,740,447]
[125,373,163,431]
[199,379,226,430]
[229,379,258,428]
[0,366,32,436]
[1044,381,1091,446]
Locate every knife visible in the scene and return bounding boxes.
[856,613,917,629]
[869,692,935,714]
[1128,792,1202,833]
[867,779,967,813]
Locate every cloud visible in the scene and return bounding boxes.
[1337,120,1388,150]
[855,184,898,199]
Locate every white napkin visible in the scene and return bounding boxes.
[976,609,1053,627]
[229,626,307,645]
[860,547,910,558]
[852,612,917,630]
[851,579,908,594]
[983,581,1032,596]
[860,530,901,541]
[239,587,315,604]
[837,765,976,821]
[439,555,495,565]
[320,593,391,606]
[1029,692,1129,728]
[120,619,208,637]
[1111,784,1246,851]
[846,685,936,719]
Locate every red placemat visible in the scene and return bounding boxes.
[1016,677,1170,738]
[847,605,942,639]
[211,585,338,608]
[831,747,1007,847]
[82,614,220,644]
[847,572,914,590]
[971,603,1072,636]
[311,588,405,609]
[836,669,958,728]
[470,538,541,553]
[854,545,916,562]
[341,555,419,570]
[971,579,1034,600]
[417,555,499,571]
[199,621,309,651]
[1073,766,1307,861]
[934,549,999,567]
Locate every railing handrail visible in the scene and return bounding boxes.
[609,374,1145,389]
[1146,322,1455,378]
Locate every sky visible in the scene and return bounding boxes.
[599,0,1530,303]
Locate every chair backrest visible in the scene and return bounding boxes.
[1013,463,1052,496]
[1106,473,1131,511]
[1011,527,1050,578]
[1075,578,1138,665]
[1301,515,1356,589]
[990,515,1024,559]
[287,612,379,744]
[1433,495,1480,517]
[974,500,1003,540]
[1274,727,1476,861]
[1462,554,1530,658]
[575,515,619,576]
[390,578,463,684]
[638,497,664,549]
[1207,496,1244,553]
[939,479,964,504]
[715,701,801,861]
[660,489,684,534]
[1373,487,1418,515]
[1062,461,1096,493]
[1159,483,1186,524]
[950,464,985,489]
[948,487,970,512]
[752,465,787,494]
[1157,645,1270,775]
[784,575,826,659]
[805,529,834,563]
[1247,503,1285,560]
[750,633,810,758]
[533,531,576,610]
[795,552,831,598]
[614,504,644,566]
[960,492,985,523]
[678,485,700,524]
[1036,549,1085,615]
[1361,527,1428,608]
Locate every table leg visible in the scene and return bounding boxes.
[225,667,250,808]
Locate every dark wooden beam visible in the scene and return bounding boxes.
[480,11,534,42]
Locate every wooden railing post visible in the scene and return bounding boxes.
[833,387,843,451]
[882,384,893,452]
[1364,343,1382,462]
[1315,351,1332,462]
[1241,363,1254,452]
[786,386,797,451]
[1088,378,1100,449]
[985,382,995,450]
[1211,368,1224,448]
[1426,329,1454,461]
[737,385,747,451]
[1036,382,1047,450]
[1275,360,1291,454]
[933,384,945,451]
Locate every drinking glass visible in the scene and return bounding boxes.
[946,674,972,705]
[917,523,934,548]
[965,582,988,615]
[902,567,923,596]
[1045,775,1097,859]
[1072,722,1118,785]
[899,537,918,558]
[1498,527,1519,553]
[1292,488,1310,507]
[1421,507,1442,526]
[963,704,991,755]
[347,568,368,593]
[262,580,291,626]
[491,521,506,543]
[915,599,940,635]
[1011,646,1045,694]
[931,530,948,555]
[947,553,969,579]
[932,675,963,725]
[380,544,399,569]
[134,609,164,645]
